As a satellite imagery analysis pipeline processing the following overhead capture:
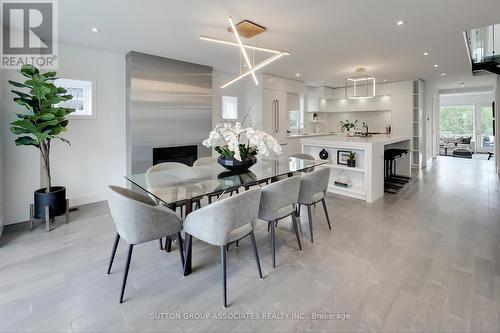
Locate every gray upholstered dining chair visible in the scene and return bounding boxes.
[106,185,184,303]
[257,176,302,268]
[146,162,201,251]
[297,167,332,243]
[183,188,263,308]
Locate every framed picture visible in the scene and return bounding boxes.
[54,78,96,119]
[337,150,350,165]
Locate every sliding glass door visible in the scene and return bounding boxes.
[476,104,495,153]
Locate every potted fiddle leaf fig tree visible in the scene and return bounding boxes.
[8,64,74,220]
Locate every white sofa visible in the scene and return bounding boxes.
[439,135,475,154]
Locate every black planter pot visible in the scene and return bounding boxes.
[34,186,66,219]
[217,155,257,172]
[347,159,356,168]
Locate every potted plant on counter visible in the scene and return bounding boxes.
[347,151,357,167]
[202,122,282,172]
[340,120,358,136]
[8,64,74,222]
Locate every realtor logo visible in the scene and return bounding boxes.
[1,0,58,68]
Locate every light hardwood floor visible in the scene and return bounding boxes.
[0,157,499,333]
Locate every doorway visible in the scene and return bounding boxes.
[476,104,495,153]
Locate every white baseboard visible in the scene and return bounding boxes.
[3,191,107,226]
[68,191,106,207]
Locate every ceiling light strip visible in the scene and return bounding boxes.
[200,36,283,54]
[221,52,289,89]
[228,16,258,86]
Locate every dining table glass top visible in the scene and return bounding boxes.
[125,156,327,205]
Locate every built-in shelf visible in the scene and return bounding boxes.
[328,164,365,173]
[330,185,366,197]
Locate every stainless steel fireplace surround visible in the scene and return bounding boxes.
[126,52,212,174]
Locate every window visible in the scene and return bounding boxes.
[222,96,238,120]
[439,105,474,136]
[54,78,95,119]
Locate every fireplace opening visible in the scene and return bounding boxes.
[153,145,198,166]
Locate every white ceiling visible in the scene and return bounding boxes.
[59,0,500,90]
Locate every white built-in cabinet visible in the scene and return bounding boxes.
[306,85,392,113]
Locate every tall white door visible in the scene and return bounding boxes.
[475,104,495,153]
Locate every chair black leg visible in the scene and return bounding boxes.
[159,238,163,250]
[295,203,301,217]
[291,214,302,251]
[183,234,192,276]
[235,240,239,248]
[195,201,201,210]
[165,236,172,252]
[107,233,120,274]
[176,232,185,269]
[220,246,227,308]
[321,198,332,230]
[119,244,134,303]
[249,231,263,279]
[270,219,276,268]
[307,205,314,243]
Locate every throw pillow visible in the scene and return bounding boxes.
[462,137,472,144]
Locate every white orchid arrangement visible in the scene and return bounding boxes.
[202,122,282,161]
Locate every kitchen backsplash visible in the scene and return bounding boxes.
[305,110,391,133]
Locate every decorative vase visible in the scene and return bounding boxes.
[347,159,356,168]
[217,155,257,172]
[319,149,329,160]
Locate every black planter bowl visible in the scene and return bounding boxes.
[347,159,356,168]
[217,155,257,172]
[34,186,66,219]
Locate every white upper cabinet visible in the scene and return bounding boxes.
[306,84,392,112]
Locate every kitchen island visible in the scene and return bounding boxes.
[301,135,411,202]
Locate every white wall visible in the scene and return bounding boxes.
[1,44,126,224]
[0,73,4,235]
[1,69,40,224]
[440,92,494,106]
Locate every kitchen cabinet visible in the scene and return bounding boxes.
[263,88,288,144]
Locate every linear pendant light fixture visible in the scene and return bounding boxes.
[345,68,376,99]
[200,17,290,89]
[228,16,258,86]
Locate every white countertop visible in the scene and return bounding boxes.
[301,134,411,148]
[287,132,339,139]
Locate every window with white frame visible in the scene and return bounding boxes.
[222,96,238,120]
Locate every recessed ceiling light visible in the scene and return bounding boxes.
[295,73,300,77]
[440,73,446,76]
[383,79,387,82]
[91,27,100,32]
[396,20,405,26]
[423,52,429,56]
[242,64,248,67]
[434,64,439,68]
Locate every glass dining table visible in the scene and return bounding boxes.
[125,156,327,275]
